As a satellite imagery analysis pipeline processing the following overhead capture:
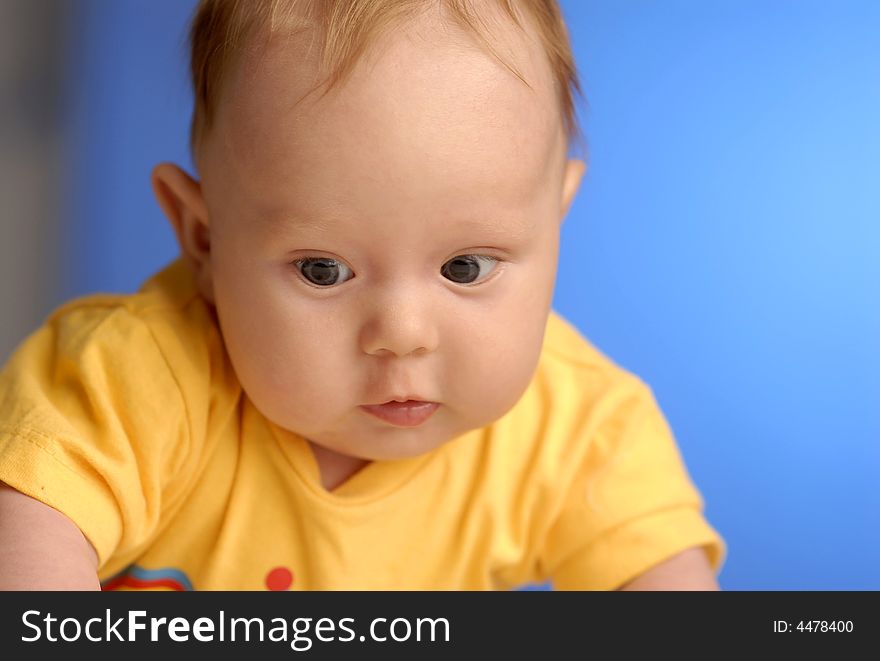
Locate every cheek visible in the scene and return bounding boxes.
[211,262,354,421]
[450,234,555,360]
[446,283,551,424]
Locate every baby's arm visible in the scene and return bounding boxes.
[616,546,719,591]
[0,483,100,590]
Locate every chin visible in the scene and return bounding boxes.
[339,426,459,462]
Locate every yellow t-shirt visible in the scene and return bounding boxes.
[0,258,724,590]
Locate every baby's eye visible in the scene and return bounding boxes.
[294,257,354,287]
[440,255,499,285]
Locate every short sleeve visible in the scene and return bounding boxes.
[0,304,190,566]
[539,379,726,590]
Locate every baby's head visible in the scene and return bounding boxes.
[152,0,585,462]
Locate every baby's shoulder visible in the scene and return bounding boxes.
[43,259,216,369]
[478,311,657,495]
[539,310,642,394]
[4,259,229,422]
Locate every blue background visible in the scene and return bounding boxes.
[59,1,879,589]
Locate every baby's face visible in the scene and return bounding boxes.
[197,7,583,460]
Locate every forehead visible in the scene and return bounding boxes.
[205,3,565,216]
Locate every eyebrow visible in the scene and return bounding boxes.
[258,210,335,236]
[263,209,538,241]
[445,216,537,241]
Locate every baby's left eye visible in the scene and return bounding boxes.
[440,255,499,285]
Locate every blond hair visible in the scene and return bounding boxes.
[188,0,583,163]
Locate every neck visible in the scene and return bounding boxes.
[306,441,371,491]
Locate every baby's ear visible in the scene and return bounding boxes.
[151,163,215,303]
[560,159,587,222]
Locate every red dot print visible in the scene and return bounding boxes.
[265,566,294,591]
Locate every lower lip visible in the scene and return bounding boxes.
[359,401,440,427]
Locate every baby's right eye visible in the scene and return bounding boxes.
[293,257,354,287]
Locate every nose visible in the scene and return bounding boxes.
[359,287,439,358]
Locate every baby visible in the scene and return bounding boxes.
[0,0,724,590]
